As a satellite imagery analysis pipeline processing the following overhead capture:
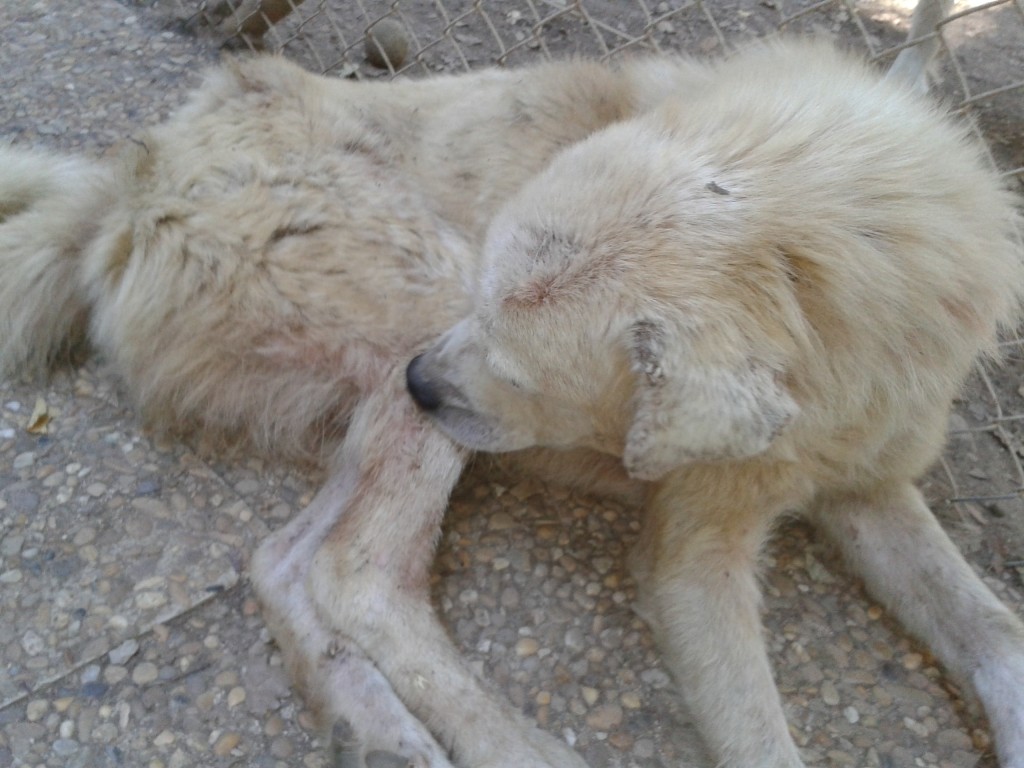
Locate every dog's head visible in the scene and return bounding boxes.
[408,121,801,481]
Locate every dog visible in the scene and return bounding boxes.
[404,37,1024,766]
[2,18,1024,768]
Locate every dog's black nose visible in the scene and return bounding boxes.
[406,354,442,412]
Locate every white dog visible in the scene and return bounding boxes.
[2,9,1023,768]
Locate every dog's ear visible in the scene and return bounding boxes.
[623,320,799,481]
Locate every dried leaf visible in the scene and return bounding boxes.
[965,503,989,526]
[26,396,50,435]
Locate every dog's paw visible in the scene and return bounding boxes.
[329,718,455,768]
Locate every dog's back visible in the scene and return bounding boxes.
[0,54,653,457]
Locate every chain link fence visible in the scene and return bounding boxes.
[147,0,1024,571]
[155,0,1024,179]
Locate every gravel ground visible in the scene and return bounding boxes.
[2,1,1023,767]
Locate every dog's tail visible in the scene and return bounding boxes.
[0,147,116,378]
[886,0,954,94]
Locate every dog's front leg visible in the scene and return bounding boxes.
[630,464,807,768]
[251,449,456,767]
[299,367,588,768]
[811,483,1024,768]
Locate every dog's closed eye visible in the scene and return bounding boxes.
[484,349,530,391]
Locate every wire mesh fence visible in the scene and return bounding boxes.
[148,0,1024,572]
[159,0,1024,180]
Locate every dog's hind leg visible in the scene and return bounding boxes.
[811,483,1024,768]
[255,365,587,768]
[886,0,954,94]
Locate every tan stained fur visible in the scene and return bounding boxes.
[2,36,1023,768]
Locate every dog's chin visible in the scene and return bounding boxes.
[427,406,532,454]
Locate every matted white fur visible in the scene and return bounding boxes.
[2,35,1023,768]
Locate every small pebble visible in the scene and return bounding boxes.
[52,739,79,756]
[21,629,45,656]
[564,627,585,652]
[154,730,176,747]
[608,731,633,750]
[820,680,840,706]
[135,591,168,610]
[904,717,930,738]
[270,737,294,759]
[13,451,35,469]
[634,738,656,758]
[104,665,129,685]
[213,732,241,756]
[515,638,539,656]
[227,686,246,708]
[936,728,973,750]
[0,533,24,556]
[586,704,623,731]
[234,478,261,494]
[54,697,73,713]
[620,692,642,709]
[265,715,285,737]
[133,662,159,685]
[902,652,923,670]
[640,668,670,688]
[81,681,109,698]
[109,638,140,665]
[487,512,516,531]
[25,700,48,721]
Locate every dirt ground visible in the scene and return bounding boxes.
[1,1,1023,767]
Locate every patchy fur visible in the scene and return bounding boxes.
[3,36,1023,768]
